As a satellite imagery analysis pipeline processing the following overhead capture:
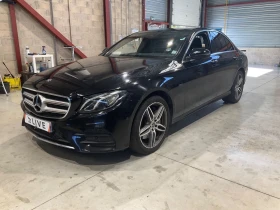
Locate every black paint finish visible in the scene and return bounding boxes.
[21,28,248,153]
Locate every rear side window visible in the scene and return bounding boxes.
[209,32,234,53]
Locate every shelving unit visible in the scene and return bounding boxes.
[24,54,54,73]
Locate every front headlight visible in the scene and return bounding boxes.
[79,90,127,113]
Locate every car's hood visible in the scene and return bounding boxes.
[23,56,172,96]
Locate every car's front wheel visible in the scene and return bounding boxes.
[130,96,170,155]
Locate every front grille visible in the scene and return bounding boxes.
[22,88,71,119]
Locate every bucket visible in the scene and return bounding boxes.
[0,82,10,94]
[3,76,21,89]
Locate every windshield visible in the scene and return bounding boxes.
[105,31,190,58]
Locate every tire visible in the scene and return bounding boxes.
[223,70,245,104]
[130,96,170,155]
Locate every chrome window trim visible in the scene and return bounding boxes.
[211,50,237,55]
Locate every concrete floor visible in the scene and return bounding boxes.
[0,65,280,210]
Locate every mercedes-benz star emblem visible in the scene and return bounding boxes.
[33,94,43,112]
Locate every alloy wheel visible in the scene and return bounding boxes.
[235,73,244,100]
[139,102,167,149]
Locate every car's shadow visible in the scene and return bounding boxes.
[168,100,224,135]
[36,100,225,165]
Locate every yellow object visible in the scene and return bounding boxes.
[3,76,21,89]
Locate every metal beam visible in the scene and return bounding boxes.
[167,0,171,28]
[142,0,145,31]
[204,0,208,27]
[49,0,58,65]
[15,0,87,59]
[9,4,23,73]
[103,0,111,47]
[207,0,280,8]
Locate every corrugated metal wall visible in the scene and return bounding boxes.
[145,0,167,21]
[206,1,280,47]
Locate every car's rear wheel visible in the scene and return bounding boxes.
[223,70,245,103]
[130,96,170,155]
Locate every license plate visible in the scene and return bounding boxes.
[24,113,52,133]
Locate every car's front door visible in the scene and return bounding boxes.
[179,32,221,115]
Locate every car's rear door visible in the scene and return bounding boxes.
[208,31,239,96]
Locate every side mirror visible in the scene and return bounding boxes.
[184,48,211,63]
[190,48,211,59]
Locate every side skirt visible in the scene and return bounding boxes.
[172,91,231,124]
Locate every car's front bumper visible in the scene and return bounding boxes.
[23,115,122,153]
[21,94,139,153]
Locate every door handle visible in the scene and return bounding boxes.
[211,59,218,63]
[233,57,238,60]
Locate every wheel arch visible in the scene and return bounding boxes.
[143,90,174,119]
[129,89,174,140]
[231,67,246,89]
[238,67,246,83]
[239,67,245,76]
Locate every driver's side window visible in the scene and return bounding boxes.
[189,33,210,53]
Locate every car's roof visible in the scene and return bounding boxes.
[131,28,217,36]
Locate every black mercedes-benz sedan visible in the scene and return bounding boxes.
[21,28,248,155]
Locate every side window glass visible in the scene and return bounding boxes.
[222,36,234,51]
[189,33,210,52]
[209,32,234,53]
[209,32,221,53]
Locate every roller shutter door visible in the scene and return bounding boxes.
[207,0,256,6]
[172,0,201,27]
[206,1,280,47]
[145,0,167,21]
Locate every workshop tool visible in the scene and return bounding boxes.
[3,62,15,78]
[2,62,21,89]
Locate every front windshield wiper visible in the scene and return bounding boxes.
[117,53,138,56]
[106,52,138,57]
[108,53,142,57]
